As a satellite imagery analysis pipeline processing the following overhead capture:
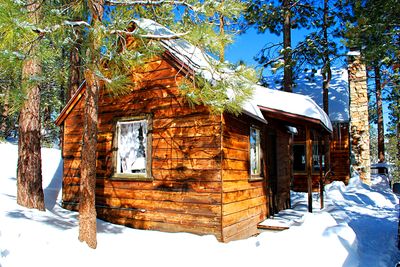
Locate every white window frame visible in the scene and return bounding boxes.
[112,115,152,180]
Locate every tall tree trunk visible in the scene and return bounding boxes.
[219,13,225,63]
[374,64,385,162]
[79,69,99,249]
[283,0,293,92]
[322,0,331,115]
[397,121,400,171]
[16,0,45,211]
[78,0,104,249]
[322,0,332,175]
[0,85,10,138]
[69,32,82,99]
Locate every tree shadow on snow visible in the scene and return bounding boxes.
[6,159,124,235]
[44,160,63,211]
[6,208,124,234]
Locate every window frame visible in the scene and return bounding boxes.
[249,125,263,180]
[111,114,153,181]
[292,141,325,174]
[293,142,307,173]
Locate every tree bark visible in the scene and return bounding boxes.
[283,0,293,92]
[79,69,99,249]
[374,64,385,162]
[68,32,82,99]
[322,0,331,115]
[78,0,104,249]
[0,85,10,138]
[16,0,45,211]
[219,13,225,63]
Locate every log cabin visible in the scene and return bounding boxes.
[55,18,332,241]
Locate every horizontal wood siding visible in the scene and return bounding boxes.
[330,123,350,184]
[61,57,223,240]
[221,114,267,242]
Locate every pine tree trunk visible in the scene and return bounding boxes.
[283,0,293,92]
[0,85,10,138]
[16,0,45,211]
[69,36,82,99]
[374,64,385,162]
[322,0,331,115]
[397,122,400,170]
[78,0,104,249]
[79,69,99,249]
[219,13,225,63]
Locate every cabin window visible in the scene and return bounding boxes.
[312,143,325,172]
[293,143,325,173]
[113,116,152,180]
[293,144,306,172]
[250,126,262,177]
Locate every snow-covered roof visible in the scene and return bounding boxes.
[133,18,266,122]
[134,18,332,130]
[264,68,349,122]
[252,85,333,131]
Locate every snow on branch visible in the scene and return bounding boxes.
[110,29,189,40]
[105,0,197,10]
[64,20,91,27]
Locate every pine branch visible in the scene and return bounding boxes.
[105,0,198,11]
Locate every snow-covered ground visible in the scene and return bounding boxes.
[0,142,399,267]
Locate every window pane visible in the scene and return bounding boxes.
[293,144,306,172]
[250,127,261,176]
[117,120,147,175]
[313,143,325,171]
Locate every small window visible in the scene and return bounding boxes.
[250,126,261,177]
[113,116,152,179]
[312,143,325,172]
[293,144,306,172]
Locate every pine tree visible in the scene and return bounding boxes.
[245,0,315,91]
[0,0,73,209]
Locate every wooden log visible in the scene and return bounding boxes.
[222,196,266,216]
[96,208,221,227]
[222,187,265,204]
[222,205,266,228]
[96,187,221,205]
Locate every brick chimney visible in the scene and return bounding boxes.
[348,51,371,184]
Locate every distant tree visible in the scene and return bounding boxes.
[346,0,400,163]
[245,0,315,92]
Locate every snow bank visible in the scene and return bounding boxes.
[0,143,399,267]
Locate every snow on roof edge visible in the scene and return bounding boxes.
[133,18,333,130]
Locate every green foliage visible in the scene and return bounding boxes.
[347,0,400,166]
[1,0,259,146]
[179,62,257,114]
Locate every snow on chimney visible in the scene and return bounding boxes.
[348,51,371,184]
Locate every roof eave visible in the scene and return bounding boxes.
[55,81,86,126]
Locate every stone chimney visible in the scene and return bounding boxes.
[348,51,371,184]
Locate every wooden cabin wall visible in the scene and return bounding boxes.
[221,113,267,242]
[330,122,350,184]
[61,57,224,240]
